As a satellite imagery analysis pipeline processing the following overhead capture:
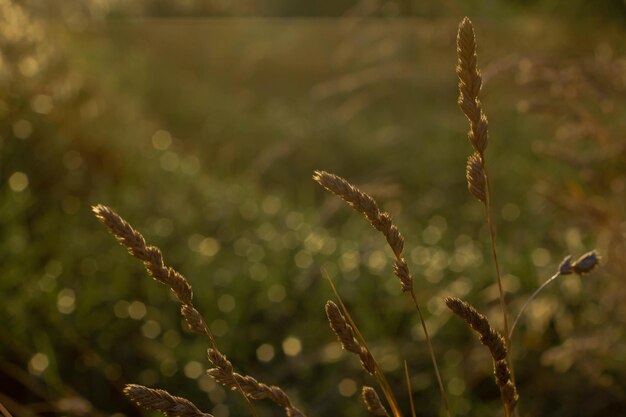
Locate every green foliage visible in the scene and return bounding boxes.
[0,2,623,417]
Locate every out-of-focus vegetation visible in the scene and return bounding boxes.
[1,1,624,416]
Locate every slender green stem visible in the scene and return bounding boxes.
[509,272,561,339]
[482,165,511,351]
[409,290,451,417]
[482,162,518,417]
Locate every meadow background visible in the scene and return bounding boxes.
[1,1,625,416]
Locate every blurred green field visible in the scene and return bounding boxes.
[1,1,625,417]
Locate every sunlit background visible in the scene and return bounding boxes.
[1,1,625,416]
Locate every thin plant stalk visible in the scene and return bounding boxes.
[509,271,560,339]
[325,271,403,417]
[408,290,450,417]
[455,15,517,398]
[92,205,258,417]
[404,361,417,417]
[0,401,13,417]
[482,165,514,376]
[483,163,517,417]
[510,251,602,339]
[313,171,451,417]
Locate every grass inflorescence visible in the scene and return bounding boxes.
[92,16,602,417]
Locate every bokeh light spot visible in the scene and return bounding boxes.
[160,151,179,171]
[294,250,312,269]
[31,94,53,114]
[256,344,275,362]
[113,300,130,318]
[184,361,204,379]
[63,151,84,170]
[337,378,357,397]
[422,225,442,245]
[448,377,466,396]
[141,320,162,339]
[199,237,220,257]
[282,337,302,356]
[162,330,181,348]
[340,250,359,272]
[29,353,49,375]
[501,203,520,221]
[181,155,200,175]
[249,263,268,281]
[8,171,29,192]
[285,211,303,230]
[13,120,32,139]
[160,359,178,377]
[321,342,343,362]
[256,222,277,241]
[19,57,38,76]
[261,196,281,215]
[152,130,172,150]
[57,288,76,314]
[531,248,551,267]
[366,250,387,273]
[210,319,229,337]
[239,200,259,220]
[267,284,286,303]
[217,294,236,313]
[128,301,147,320]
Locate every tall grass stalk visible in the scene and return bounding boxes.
[314,171,451,417]
[455,17,516,405]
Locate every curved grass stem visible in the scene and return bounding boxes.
[409,290,451,417]
[509,272,561,339]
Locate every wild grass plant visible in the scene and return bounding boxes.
[92,17,602,417]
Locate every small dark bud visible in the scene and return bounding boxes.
[571,250,601,275]
[558,255,573,275]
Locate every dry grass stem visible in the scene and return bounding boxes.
[325,300,376,375]
[93,204,262,417]
[510,251,601,338]
[92,204,193,305]
[314,171,451,416]
[445,297,506,361]
[456,18,514,397]
[0,401,13,417]
[207,366,305,417]
[123,384,213,417]
[312,170,411,291]
[324,273,403,417]
[445,297,518,414]
[361,387,390,417]
[404,361,416,417]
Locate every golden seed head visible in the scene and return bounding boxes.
[466,152,487,203]
[361,386,389,417]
